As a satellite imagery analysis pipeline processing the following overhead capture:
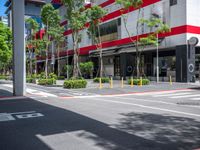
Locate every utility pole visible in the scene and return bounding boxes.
[156,33,159,83]
[12,0,26,96]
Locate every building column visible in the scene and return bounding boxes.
[12,0,26,96]
[176,45,196,82]
[120,53,127,79]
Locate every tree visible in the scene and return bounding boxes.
[48,25,65,77]
[41,3,61,78]
[25,18,39,75]
[0,22,12,75]
[116,0,143,78]
[62,0,87,78]
[86,5,107,78]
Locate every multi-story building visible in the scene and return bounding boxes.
[47,0,200,82]
[0,16,8,26]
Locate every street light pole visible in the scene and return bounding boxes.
[156,33,159,83]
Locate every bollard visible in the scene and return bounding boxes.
[99,78,102,89]
[110,77,113,88]
[121,77,124,88]
[140,77,142,87]
[131,78,134,87]
[170,75,172,85]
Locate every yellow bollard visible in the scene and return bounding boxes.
[110,77,113,88]
[131,78,134,87]
[99,78,102,89]
[140,77,142,87]
[121,77,124,88]
[170,75,172,85]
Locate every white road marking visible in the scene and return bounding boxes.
[1,84,13,88]
[10,111,36,115]
[16,113,44,119]
[0,113,15,122]
[170,94,200,99]
[190,98,200,101]
[153,92,191,97]
[87,98,200,117]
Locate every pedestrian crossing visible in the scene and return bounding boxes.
[136,89,200,101]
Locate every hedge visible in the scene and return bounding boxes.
[26,78,36,83]
[127,78,150,85]
[93,77,110,83]
[63,79,87,89]
[0,75,8,80]
[38,78,55,85]
[58,76,65,80]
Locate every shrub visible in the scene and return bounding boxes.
[0,75,8,80]
[49,73,57,80]
[127,78,150,85]
[26,78,36,83]
[63,79,87,89]
[38,78,55,85]
[38,72,46,79]
[80,62,94,78]
[58,76,65,80]
[93,77,110,83]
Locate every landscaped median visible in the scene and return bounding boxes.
[63,79,87,89]
[93,77,110,83]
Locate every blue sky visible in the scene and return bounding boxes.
[0,0,7,16]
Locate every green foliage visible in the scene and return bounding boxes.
[38,72,46,79]
[86,5,107,43]
[63,79,87,89]
[58,76,65,80]
[127,78,150,85]
[80,62,94,78]
[93,77,110,83]
[0,22,12,71]
[49,73,57,80]
[38,78,55,85]
[26,78,36,83]
[138,17,171,47]
[0,75,9,80]
[116,0,143,9]
[25,18,39,36]
[64,65,73,78]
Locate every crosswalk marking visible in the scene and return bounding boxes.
[153,92,191,97]
[191,98,200,101]
[170,94,200,99]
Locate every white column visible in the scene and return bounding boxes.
[12,0,26,96]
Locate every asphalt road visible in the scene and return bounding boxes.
[0,82,200,150]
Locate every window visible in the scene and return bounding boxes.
[170,0,177,6]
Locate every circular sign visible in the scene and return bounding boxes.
[188,37,199,46]
[127,66,133,73]
[188,63,194,73]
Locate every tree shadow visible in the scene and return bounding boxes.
[0,98,190,150]
[114,112,200,150]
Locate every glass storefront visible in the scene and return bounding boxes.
[153,56,176,78]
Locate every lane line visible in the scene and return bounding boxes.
[110,96,200,108]
[86,98,200,117]
[190,98,200,101]
[153,92,191,97]
[170,94,200,99]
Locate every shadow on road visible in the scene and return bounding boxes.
[0,88,13,97]
[115,112,200,150]
[0,98,199,150]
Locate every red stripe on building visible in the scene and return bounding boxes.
[37,25,200,60]
[63,0,160,35]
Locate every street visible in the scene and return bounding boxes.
[0,82,200,150]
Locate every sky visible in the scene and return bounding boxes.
[0,0,7,16]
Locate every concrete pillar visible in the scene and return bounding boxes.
[120,53,127,79]
[12,0,26,96]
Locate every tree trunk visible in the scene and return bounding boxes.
[97,25,103,78]
[57,45,60,77]
[45,48,48,79]
[73,33,78,78]
[136,8,141,78]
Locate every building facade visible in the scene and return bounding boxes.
[48,0,200,82]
